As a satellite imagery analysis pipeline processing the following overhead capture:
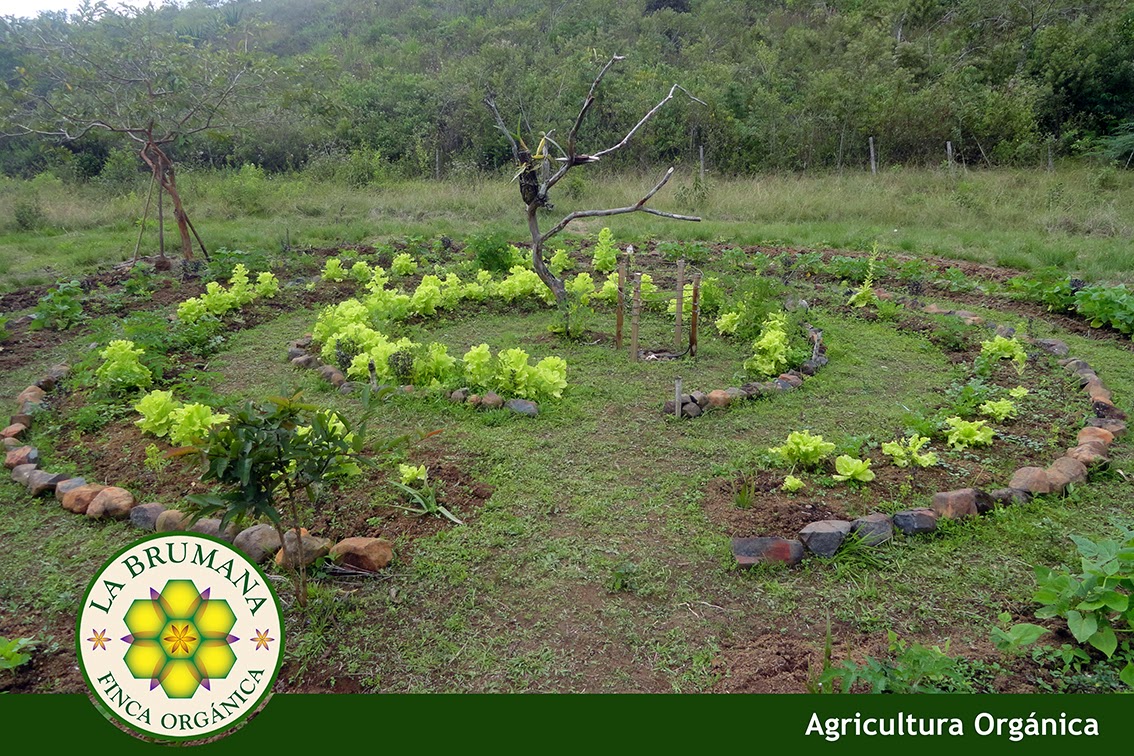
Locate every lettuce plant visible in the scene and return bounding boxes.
[833,455,876,483]
[768,430,835,468]
[321,257,348,282]
[979,399,1018,422]
[944,416,995,449]
[399,463,427,486]
[782,475,805,493]
[255,272,280,298]
[349,261,373,283]
[96,339,152,393]
[881,434,938,468]
[549,248,574,275]
[591,227,617,273]
[743,312,790,377]
[391,253,418,276]
[168,403,230,447]
[135,390,182,437]
[976,335,1027,375]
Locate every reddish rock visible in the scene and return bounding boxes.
[290,355,318,369]
[1,438,18,450]
[707,389,731,408]
[482,392,504,409]
[86,487,136,519]
[1065,444,1109,468]
[732,537,804,567]
[15,386,46,405]
[1078,427,1115,449]
[0,423,26,440]
[467,394,481,407]
[4,446,38,469]
[275,530,332,569]
[35,375,56,392]
[932,489,990,519]
[330,537,395,572]
[155,509,189,532]
[1084,380,1112,403]
[850,513,893,546]
[799,520,852,557]
[10,413,33,429]
[450,388,469,403]
[54,477,87,502]
[777,374,804,388]
[923,304,954,315]
[892,509,938,535]
[62,484,107,515]
[1046,457,1088,494]
[1085,418,1126,437]
[1010,467,1052,495]
[318,365,346,386]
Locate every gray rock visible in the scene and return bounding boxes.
[1035,338,1070,357]
[55,477,87,502]
[799,520,853,557]
[2,438,20,450]
[189,518,238,542]
[339,382,356,395]
[691,391,709,408]
[276,530,332,568]
[850,513,893,546]
[988,488,1031,507]
[505,398,539,417]
[773,378,797,391]
[482,392,504,410]
[234,523,282,564]
[26,470,67,496]
[892,508,938,535]
[732,536,804,567]
[287,346,307,360]
[995,324,1016,338]
[290,354,319,369]
[725,387,745,402]
[682,402,702,418]
[450,388,469,403]
[11,463,38,486]
[1085,418,1126,437]
[129,502,166,531]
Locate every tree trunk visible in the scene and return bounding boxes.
[527,205,569,333]
[159,161,195,262]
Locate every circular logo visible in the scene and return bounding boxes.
[77,533,284,741]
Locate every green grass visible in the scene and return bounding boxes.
[2,165,1134,291]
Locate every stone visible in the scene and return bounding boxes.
[330,537,394,572]
[1065,443,1109,468]
[995,324,1017,338]
[482,392,504,410]
[400,385,414,393]
[46,364,70,381]
[86,487,136,519]
[931,488,990,519]
[707,390,731,408]
[234,524,282,563]
[1078,427,1114,449]
[923,304,954,315]
[725,387,745,402]
[4,446,38,469]
[682,402,702,418]
[732,536,804,567]
[287,346,307,360]
[1085,418,1125,437]
[11,464,38,486]
[26,470,66,496]
[1062,358,1090,372]
[339,382,356,395]
[1084,380,1112,404]
[318,365,346,386]
[777,374,804,388]
[467,394,481,407]
[35,375,57,392]
[17,401,44,416]
[54,477,87,502]
[1046,457,1088,494]
[155,509,189,532]
[1074,370,1099,387]
[505,399,539,417]
[989,488,1032,507]
[799,359,824,376]
[691,391,709,408]
[0,423,27,440]
[10,413,33,429]
[189,518,239,541]
[15,386,46,406]
[129,502,166,531]
[290,354,318,369]
[850,513,893,546]
[450,388,469,403]
[275,530,332,569]
[1093,401,1127,421]
[1035,338,1070,357]
[2,438,18,450]
[294,336,313,349]
[892,508,938,535]
[1010,467,1052,495]
[799,520,853,557]
[62,484,107,515]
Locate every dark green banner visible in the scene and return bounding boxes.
[1,694,1127,753]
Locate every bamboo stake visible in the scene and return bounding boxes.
[675,259,685,351]
[689,273,701,357]
[616,258,626,349]
[674,377,682,419]
[630,272,641,362]
[131,170,157,263]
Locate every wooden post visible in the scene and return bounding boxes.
[869,136,877,175]
[630,273,641,362]
[699,145,705,183]
[615,258,627,349]
[674,377,682,419]
[674,259,685,351]
[946,141,954,173]
[688,273,701,357]
[1047,139,1054,172]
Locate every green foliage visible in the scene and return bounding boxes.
[979,398,1018,422]
[1074,285,1134,335]
[846,246,880,308]
[549,248,574,275]
[29,280,84,331]
[990,612,1049,656]
[388,463,461,525]
[820,632,974,693]
[0,636,35,672]
[943,416,995,450]
[591,227,618,273]
[390,253,418,276]
[976,335,1028,375]
[0,314,10,343]
[832,455,875,483]
[134,390,181,437]
[768,430,836,469]
[95,339,152,393]
[460,344,568,400]
[168,403,229,447]
[881,434,938,468]
[143,443,170,473]
[321,257,348,282]
[255,271,280,298]
[12,195,45,231]
[743,312,790,378]
[781,475,805,493]
[1033,530,1134,660]
[466,232,514,273]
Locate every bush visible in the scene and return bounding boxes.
[467,232,515,273]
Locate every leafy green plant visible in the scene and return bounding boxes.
[975,335,1028,375]
[979,398,1018,422]
[390,253,418,276]
[549,248,574,275]
[768,430,836,469]
[832,455,875,483]
[95,339,152,393]
[591,227,618,273]
[990,612,1049,656]
[943,416,995,449]
[466,232,514,273]
[881,434,938,468]
[134,390,181,436]
[29,280,84,331]
[255,271,280,298]
[0,314,10,343]
[606,561,638,593]
[143,443,170,473]
[846,245,880,308]
[321,257,348,282]
[820,631,974,693]
[387,463,462,525]
[781,475,805,493]
[0,636,35,671]
[168,403,229,447]
[743,311,790,377]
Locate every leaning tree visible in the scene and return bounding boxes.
[0,4,271,263]
[486,55,704,332]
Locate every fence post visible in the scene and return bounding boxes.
[674,259,685,351]
[630,273,641,362]
[616,258,626,350]
[869,136,877,175]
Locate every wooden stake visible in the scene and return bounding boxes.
[674,259,685,351]
[946,141,954,173]
[699,145,705,182]
[674,377,682,419]
[689,273,701,357]
[615,258,627,349]
[131,170,157,263]
[630,273,641,362]
[869,136,877,175]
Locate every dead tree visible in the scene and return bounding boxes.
[486,55,704,333]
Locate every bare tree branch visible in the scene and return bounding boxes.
[591,84,706,161]
[484,95,519,162]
